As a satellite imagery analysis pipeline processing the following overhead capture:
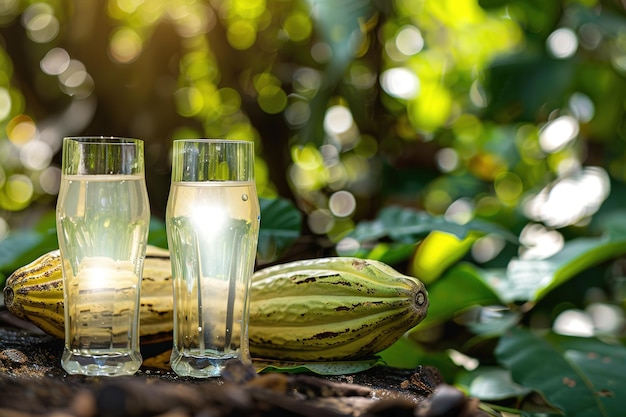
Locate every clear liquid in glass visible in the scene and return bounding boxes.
[57,174,149,376]
[166,181,260,378]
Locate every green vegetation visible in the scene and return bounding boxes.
[2,0,626,415]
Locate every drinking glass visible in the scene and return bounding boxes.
[166,139,260,378]
[56,136,150,376]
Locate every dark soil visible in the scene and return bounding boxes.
[0,309,490,417]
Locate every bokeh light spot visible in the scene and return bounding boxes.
[381,67,419,99]
[569,92,595,123]
[395,25,424,56]
[308,208,334,234]
[22,3,58,43]
[39,166,61,195]
[20,140,53,170]
[0,216,8,240]
[227,20,257,50]
[472,234,506,263]
[547,28,578,59]
[6,174,34,205]
[283,12,312,42]
[539,115,579,153]
[494,172,523,203]
[329,190,356,218]
[284,100,310,128]
[0,87,11,121]
[174,87,204,117]
[436,148,459,172]
[523,166,611,229]
[257,85,287,114]
[109,27,143,63]
[311,42,332,63]
[0,0,19,23]
[7,114,37,146]
[553,309,594,337]
[293,67,322,95]
[519,223,564,260]
[324,105,353,135]
[445,198,473,225]
[40,47,70,75]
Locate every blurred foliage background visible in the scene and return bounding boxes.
[1,0,625,254]
[2,0,626,414]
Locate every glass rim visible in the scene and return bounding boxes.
[173,138,253,145]
[64,136,143,145]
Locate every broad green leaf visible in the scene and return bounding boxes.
[148,217,169,249]
[340,241,417,265]
[410,262,502,331]
[410,230,480,284]
[377,336,425,370]
[496,327,626,417]
[257,197,302,264]
[496,235,626,303]
[0,218,58,279]
[254,357,383,375]
[349,206,517,245]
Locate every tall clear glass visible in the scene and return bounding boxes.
[166,139,260,378]
[56,136,150,376]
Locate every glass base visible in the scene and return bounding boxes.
[170,350,242,378]
[61,349,142,376]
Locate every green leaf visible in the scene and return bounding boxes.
[349,206,517,245]
[496,235,626,303]
[377,336,425,370]
[254,357,383,375]
[411,263,502,330]
[495,327,626,417]
[340,241,417,265]
[148,217,169,249]
[0,216,58,279]
[257,197,302,264]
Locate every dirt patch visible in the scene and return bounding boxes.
[0,311,488,417]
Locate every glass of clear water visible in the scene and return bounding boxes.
[166,139,260,378]
[56,136,150,376]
